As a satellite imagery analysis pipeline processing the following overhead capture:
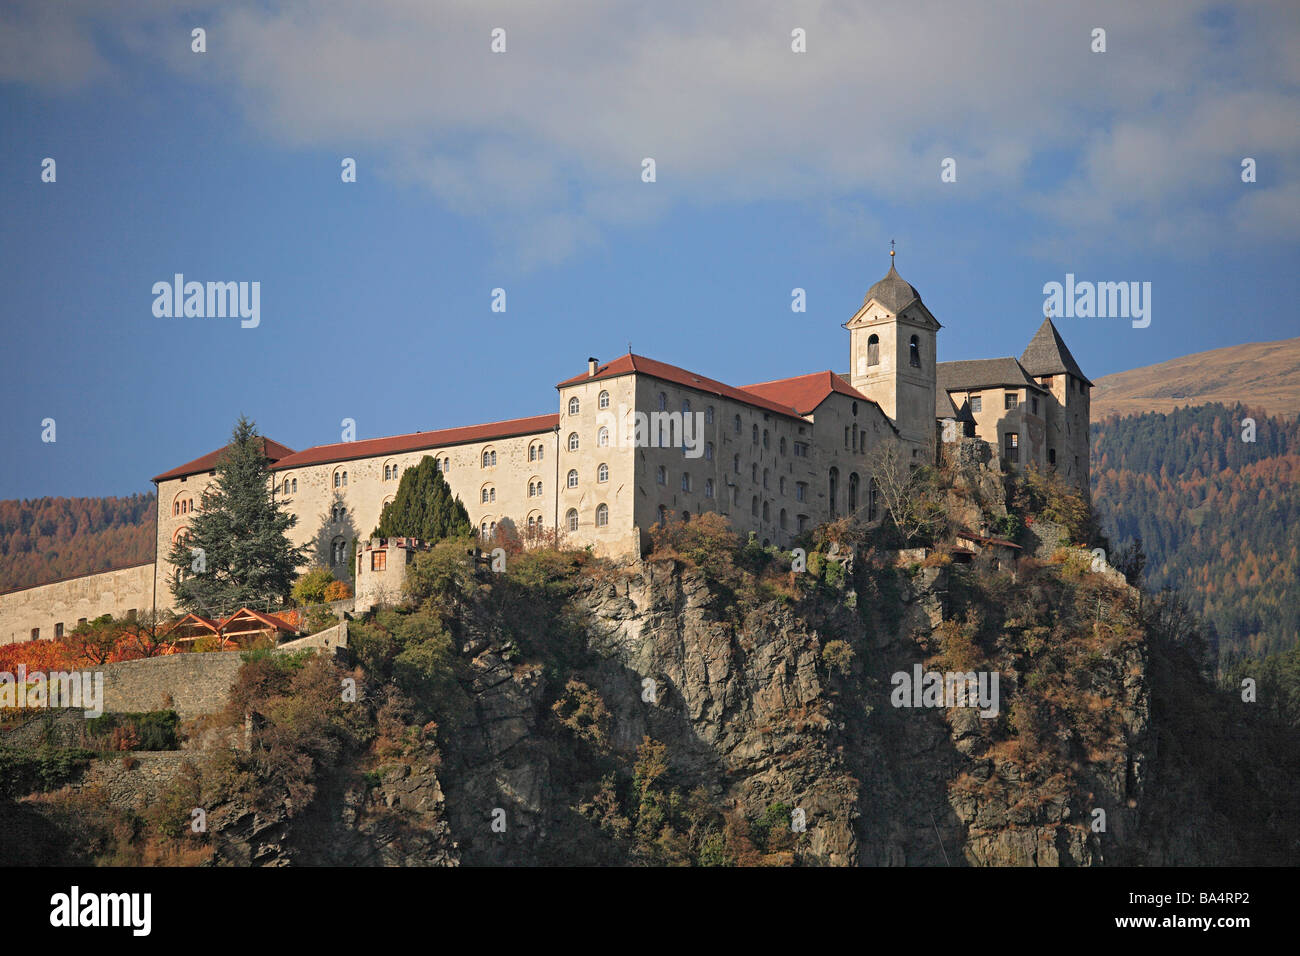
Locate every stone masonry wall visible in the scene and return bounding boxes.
[99,653,246,719]
[0,562,156,647]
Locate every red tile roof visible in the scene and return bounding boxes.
[741,370,884,417]
[269,413,560,471]
[154,437,296,483]
[557,354,806,420]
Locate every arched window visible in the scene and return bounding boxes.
[566,509,579,532]
[596,503,609,527]
[779,508,788,530]
[867,334,880,366]
[852,401,858,417]
[705,442,714,461]
[173,501,179,516]
[849,472,860,511]
[706,406,714,425]
[334,472,341,488]
[705,479,714,499]
[828,467,839,515]
[734,415,742,435]
[868,478,879,521]
[331,536,347,567]
[597,463,609,482]
[341,471,347,486]
[533,445,542,462]
[656,466,666,485]
[172,527,190,545]
[752,424,759,444]
[568,432,580,451]
[529,445,536,462]
[527,515,536,532]
[762,501,770,521]
[568,396,580,415]
[481,486,495,503]
[763,468,769,489]
[481,521,489,537]
[751,463,758,482]
[442,457,450,472]
[482,449,497,467]
[763,429,769,449]
[751,495,759,517]
[597,426,610,447]
[658,392,667,411]
[384,465,390,480]
[910,335,921,368]
[599,390,610,409]
[681,472,691,492]
[658,505,668,526]
[567,469,579,488]
[779,437,786,455]
[733,454,740,474]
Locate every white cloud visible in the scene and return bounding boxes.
[5,0,1298,264]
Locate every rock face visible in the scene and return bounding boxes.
[375,553,1148,867]
[210,547,1266,868]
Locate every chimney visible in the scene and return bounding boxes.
[587,357,598,377]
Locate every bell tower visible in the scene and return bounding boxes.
[846,248,940,449]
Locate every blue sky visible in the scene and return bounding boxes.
[1,0,1298,500]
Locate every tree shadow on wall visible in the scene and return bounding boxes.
[309,492,359,582]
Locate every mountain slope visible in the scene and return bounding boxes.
[1090,404,1300,663]
[1091,337,1300,420]
[0,495,156,593]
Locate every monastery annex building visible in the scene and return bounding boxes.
[2,261,1092,644]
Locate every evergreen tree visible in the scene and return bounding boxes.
[374,455,472,543]
[167,416,306,615]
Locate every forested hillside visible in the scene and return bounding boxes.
[0,495,156,592]
[1091,404,1300,664]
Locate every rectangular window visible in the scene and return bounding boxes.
[30,628,39,641]
[969,394,982,413]
[1048,448,1056,465]
[793,442,809,457]
[77,618,87,626]
[1004,393,1018,410]
[1031,396,1039,414]
[372,551,387,571]
[55,622,64,638]
[796,482,807,502]
[1005,432,1019,462]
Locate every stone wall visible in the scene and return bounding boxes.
[73,751,201,807]
[0,562,156,647]
[277,621,348,656]
[99,653,245,719]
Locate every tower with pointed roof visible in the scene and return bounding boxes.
[845,252,940,450]
[1020,316,1093,488]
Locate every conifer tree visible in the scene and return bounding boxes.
[167,416,306,615]
[374,455,472,543]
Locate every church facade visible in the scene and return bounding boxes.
[2,261,1093,643]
